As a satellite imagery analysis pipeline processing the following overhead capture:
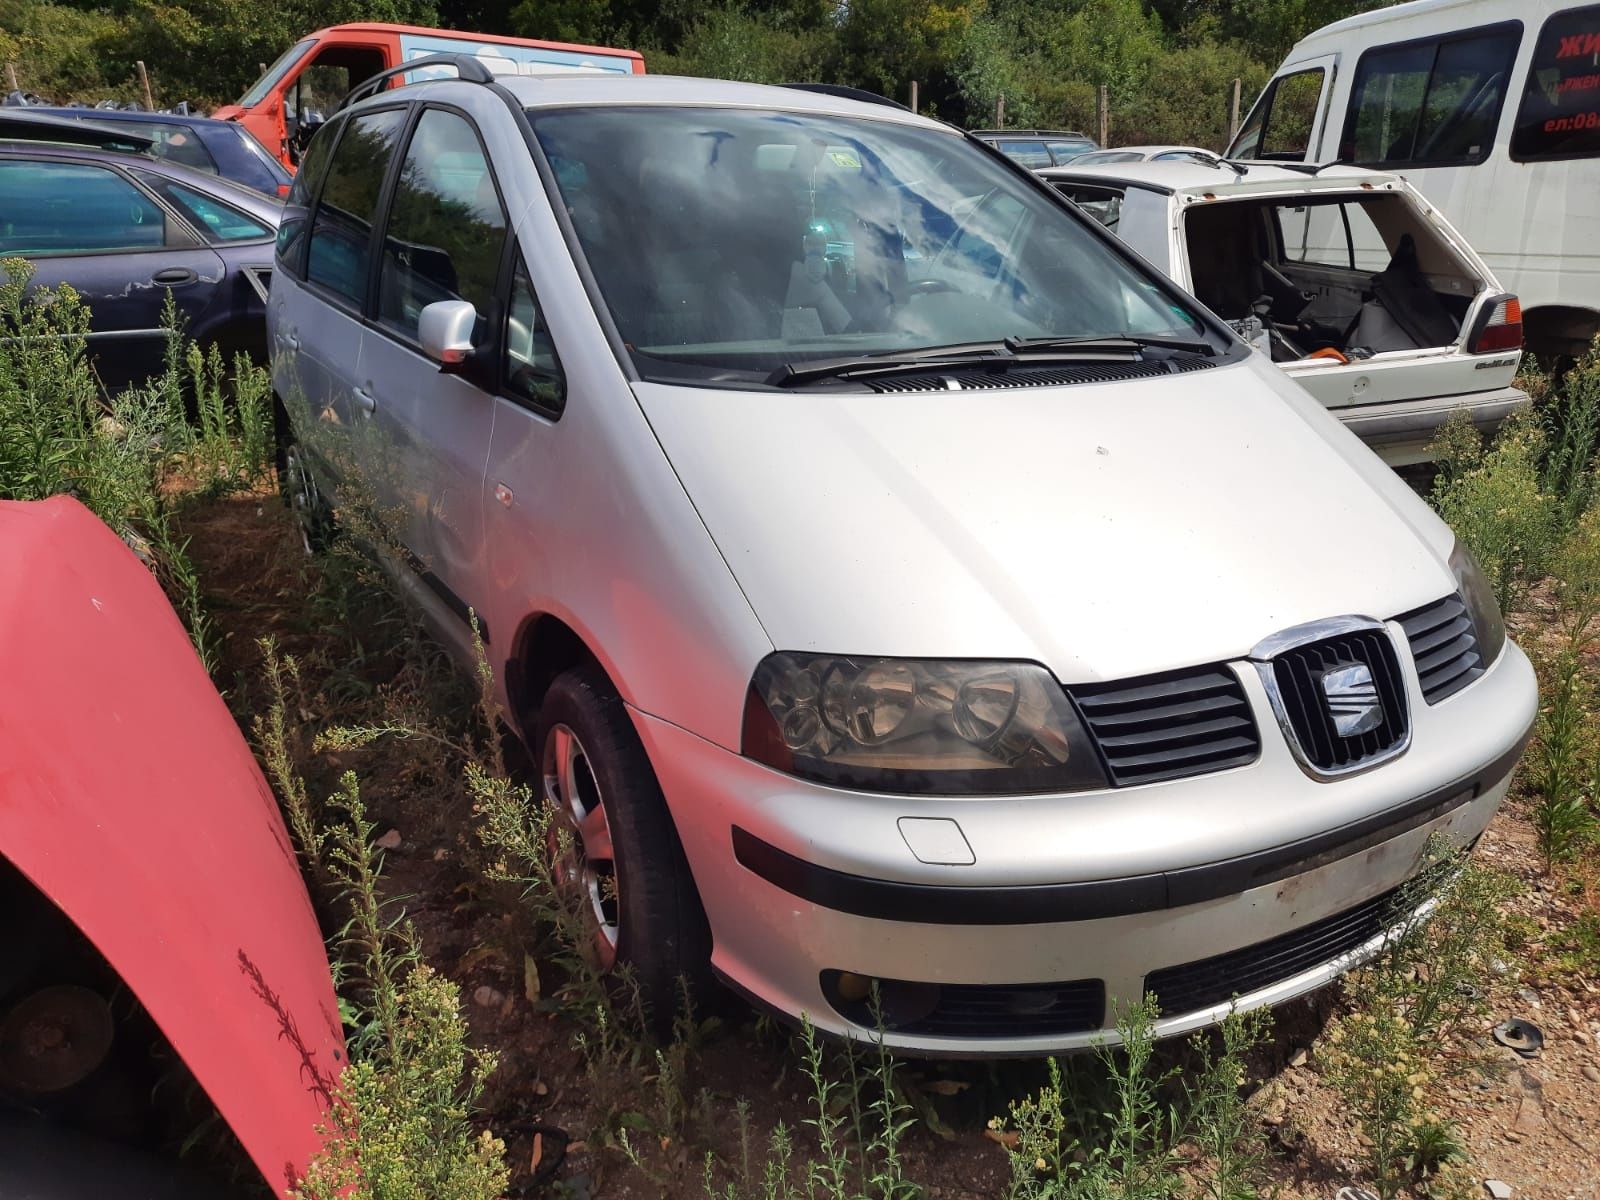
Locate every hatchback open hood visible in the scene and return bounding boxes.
[0,497,341,1192]
[635,358,1457,683]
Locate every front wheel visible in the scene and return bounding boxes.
[275,433,334,556]
[537,666,711,1027]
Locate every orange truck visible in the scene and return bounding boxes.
[213,22,646,167]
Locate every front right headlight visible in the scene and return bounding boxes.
[740,653,1108,795]
[1450,540,1507,667]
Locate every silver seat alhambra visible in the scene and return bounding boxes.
[269,64,1537,1054]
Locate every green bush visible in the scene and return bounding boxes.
[1431,409,1559,616]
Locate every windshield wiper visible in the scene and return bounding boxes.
[767,350,1013,388]
[1000,334,1216,357]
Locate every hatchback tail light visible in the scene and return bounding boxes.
[277,183,292,198]
[1468,294,1523,355]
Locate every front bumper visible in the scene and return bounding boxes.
[635,641,1535,1055]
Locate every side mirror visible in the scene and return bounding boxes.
[418,300,479,371]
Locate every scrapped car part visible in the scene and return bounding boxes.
[0,495,342,1187]
[1492,1018,1544,1057]
[0,985,115,1095]
[272,70,1537,1055]
[1040,159,1528,466]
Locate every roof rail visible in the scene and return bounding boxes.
[779,83,910,113]
[338,53,495,112]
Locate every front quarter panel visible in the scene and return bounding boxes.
[477,95,772,750]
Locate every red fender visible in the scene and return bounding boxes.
[0,496,343,1192]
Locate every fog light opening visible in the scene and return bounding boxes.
[820,970,941,1031]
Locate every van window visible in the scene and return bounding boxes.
[1232,67,1325,161]
[306,108,406,308]
[378,108,509,342]
[238,38,315,107]
[1341,23,1521,167]
[1512,3,1600,161]
[504,260,565,414]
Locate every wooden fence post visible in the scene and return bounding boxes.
[909,79,918,114]
[5,63,18,92]
[995,93,1004,129]
[136,60,154,110]
[1098,84,1108,147]
[1229,77,1242,139]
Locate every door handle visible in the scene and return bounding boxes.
[151,267,197,286]
[282,332,300,351]
[353,387,377,415]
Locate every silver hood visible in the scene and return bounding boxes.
[634,357,1458,684]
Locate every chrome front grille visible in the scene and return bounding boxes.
[1071,665,1260,786]
[1397,593,1484,704]
[1257,624,1410,776]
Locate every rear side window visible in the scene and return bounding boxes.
[1053,183,1125,231]
[0,160,168,255]
[377,108,508,341]
[996,140,1051,168]
[305,107,406,307]
[1512,4,1600,161]
[140,176,273,243]
[1341,23,1521,166]
[134,121,219,173]
[1232,67,1326,161]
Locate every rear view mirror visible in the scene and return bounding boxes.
[418,300,478,371]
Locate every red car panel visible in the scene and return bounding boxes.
[0,496,342,1191]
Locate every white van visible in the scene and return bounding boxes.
[1227,0,1600,360]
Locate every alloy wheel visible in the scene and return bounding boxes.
[542,722,620,969]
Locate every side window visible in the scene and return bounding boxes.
[138,176,273,243]
[146,123,219,173]
[1279,200,1390,273]
[1512,4,1600,162]
[1233,68,1326,160]
[305,107,407,308]
[1054,184,1125,231]
[276,115,341,277]
[503,261,566,415]
[377,108,508,342]
[0,160,169,255]
[998,140,1050,168]
[1342,24,1521,166]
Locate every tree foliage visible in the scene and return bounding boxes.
[0,0,1395,145]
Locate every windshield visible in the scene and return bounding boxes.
[238,39,316,107]
[528,107,1214,384]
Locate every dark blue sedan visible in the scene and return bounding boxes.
[0,119,280,391]
[23,107,292,198]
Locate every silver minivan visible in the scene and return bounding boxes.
[270,65,1537,1054]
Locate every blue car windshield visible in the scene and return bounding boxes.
[238,39,316,107]
[528,106,1213,382]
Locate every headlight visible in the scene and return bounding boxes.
[741,653,1107,794]
[1450,540,1506,666]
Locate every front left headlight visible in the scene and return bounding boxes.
[1451,540,1507,667]
[740,653,1108,794]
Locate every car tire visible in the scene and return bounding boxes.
[536,665,712,1029]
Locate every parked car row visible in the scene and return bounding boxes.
[269,66,1535,1058]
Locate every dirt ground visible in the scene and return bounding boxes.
[182,488,1600,1200]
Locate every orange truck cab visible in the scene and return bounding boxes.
[213,23,645,168]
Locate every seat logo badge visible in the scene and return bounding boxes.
[1321,663,1383,737]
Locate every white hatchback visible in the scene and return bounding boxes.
[1040,160,1528,466]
